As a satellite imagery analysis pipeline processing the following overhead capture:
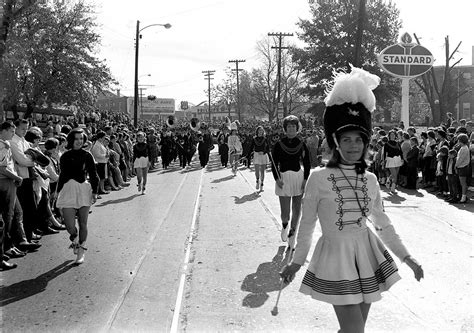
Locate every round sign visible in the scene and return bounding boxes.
[378,43,434,78]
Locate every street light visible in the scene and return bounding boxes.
[133,21,171,128]
[139,74,151,80]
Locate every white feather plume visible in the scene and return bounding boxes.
[324,65,380,112]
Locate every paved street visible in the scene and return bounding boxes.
[1,152,473,333]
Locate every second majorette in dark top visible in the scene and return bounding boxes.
[57,148,99,194]
[271,136,311,181]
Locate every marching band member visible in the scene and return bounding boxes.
[280,67,424,333]
[271,115,310,249]
[132,132,150,195]
[248,126,270,191]
[217,127,229,168]
[56,128,99,264]
[228,121,243,175]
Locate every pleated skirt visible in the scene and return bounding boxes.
[134,156,149,169]
[299,227,401,305]
[56,179,92,209]
[275,169,304,197]
[253,152,268,165]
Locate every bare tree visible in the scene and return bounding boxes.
[414,35,471,125]
[214,67,236,118]
[248,37,308,121]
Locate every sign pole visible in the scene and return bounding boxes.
[401,78,410,129]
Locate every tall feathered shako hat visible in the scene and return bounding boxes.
[230,120,240,131]
[323,66,380,149]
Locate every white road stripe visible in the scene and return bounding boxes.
[105,172,189,331]
[170,167,204,333]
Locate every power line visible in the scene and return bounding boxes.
[202,70,215,121]
[268,32,293,119]
[228,59,245,122]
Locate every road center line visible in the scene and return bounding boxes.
[170,167,204,333]
[105,172,189,331]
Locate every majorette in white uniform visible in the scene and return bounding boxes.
[290,67,423,305]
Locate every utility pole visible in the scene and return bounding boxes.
[134,20,140,128]
[138,87,147,120]
[353,0,366,67]
[268,32,293,120]
[228,59,245,122]
[202,70,215,121]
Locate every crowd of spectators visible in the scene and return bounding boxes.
[1,109,473,270]
[368,119,474,203]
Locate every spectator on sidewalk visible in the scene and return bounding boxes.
[0,122,25,270]
[455,134,471,203]
[90,131,109,194]
[435,146,449,197]
[405,137,420,190]
[422,131,437,188]
[399,132,411,187]
[305,130,320,168]
[446,149,460,203]
[9,119,38,242]
[384,130,403,193]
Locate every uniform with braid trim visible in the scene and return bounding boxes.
[292,164,410,305]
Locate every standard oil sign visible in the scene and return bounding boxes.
[378,33,434,78]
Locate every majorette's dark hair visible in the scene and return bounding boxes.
[282,115,302,133]
[66,128,88,150]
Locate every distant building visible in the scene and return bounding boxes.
[127,98,175,121]
[95,90,129,114]
[187,103,237,122]
[432,51,474,121]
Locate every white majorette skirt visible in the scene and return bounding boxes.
[56,179,93,209]
[253,152,268,165]
[299,227,401,305]
[275,169,304,197]
[385,155,403,168]
[134,156,149,169]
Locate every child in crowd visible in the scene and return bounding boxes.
[435,146,449,197]
[445,149,459,203]
[405,137,420,190]
[378,136,390,186]
[373,140,385,183]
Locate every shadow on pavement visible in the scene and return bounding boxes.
[450,200,474,212]
[95,193,142,207]
[241,246,291,308]
[0,260,75,306]
[211,175,235,183]
[381,190,407,204]
[232,192,260,204]
[398,187,425,197]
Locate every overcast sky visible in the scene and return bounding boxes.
[95,0,474,105]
